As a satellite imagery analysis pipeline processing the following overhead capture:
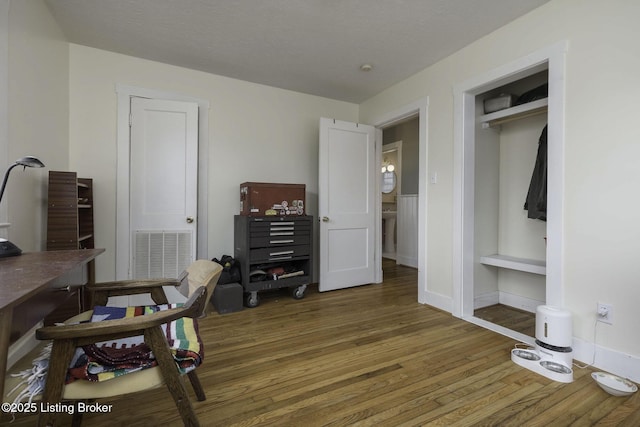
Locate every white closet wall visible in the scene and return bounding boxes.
[497,115,547,307]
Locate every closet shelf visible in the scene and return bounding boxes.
[480,254,546,275]
[480,98,548,128]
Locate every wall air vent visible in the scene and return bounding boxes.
[133,230,192,279]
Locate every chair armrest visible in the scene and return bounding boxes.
[36,286,206,343]
[87,278,182,292]
[87,278,184,306]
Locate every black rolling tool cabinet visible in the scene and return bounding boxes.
[234,215,313,308]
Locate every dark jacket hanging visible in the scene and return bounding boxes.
[524,125,547,221]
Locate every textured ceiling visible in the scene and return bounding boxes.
[45,0,549,103]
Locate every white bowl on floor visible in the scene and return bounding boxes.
[592,372,638,397]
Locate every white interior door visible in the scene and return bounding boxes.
[319,118,377,291]
[130,97,198,279]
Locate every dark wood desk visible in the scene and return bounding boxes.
[0,249,104,396]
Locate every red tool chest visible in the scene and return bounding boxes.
[239,182,305,217]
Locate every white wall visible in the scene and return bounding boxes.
[68,44,358,281]
[5,0,68,251]
[359,0,640,374]
[0,1,8,238]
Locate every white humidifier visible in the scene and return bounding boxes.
[511,305,574,383]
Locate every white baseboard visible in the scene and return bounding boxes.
[382,252,396,260]
[474,291,499,309]
[395,254,417,268]
[497,292,543,314]
[423,290,452,312]
[572,330,640,384]
[473,291,543,313]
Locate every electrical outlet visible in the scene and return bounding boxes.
[597,302,613,324]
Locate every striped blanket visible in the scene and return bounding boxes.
[67,304,204,383]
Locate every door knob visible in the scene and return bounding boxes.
[322,216,330,222]
[186,216,194,224]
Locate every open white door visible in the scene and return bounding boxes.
[130,97,198,279]
[319,118,377,291]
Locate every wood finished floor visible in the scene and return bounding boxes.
[474,304,536,338]
[6,259,640,426]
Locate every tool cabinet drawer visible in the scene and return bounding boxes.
[250,234,310,248]
[250,220,310,233]
[249,245,310,262]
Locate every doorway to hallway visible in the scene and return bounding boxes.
[381,117,418,269]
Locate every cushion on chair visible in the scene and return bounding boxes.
[63,361,166,399]
[177,259,223,298]
[67,304,203,384]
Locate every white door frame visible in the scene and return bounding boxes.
[115,84,210,280]
[370,97,429,304]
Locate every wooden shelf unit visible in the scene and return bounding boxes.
[44,171,96,325]
[46,171,95,251]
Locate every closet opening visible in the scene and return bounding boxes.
[473,69,549,337]
[453,42,567,344]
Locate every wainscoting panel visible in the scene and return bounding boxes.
[396,194,418,268]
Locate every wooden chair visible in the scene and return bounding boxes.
[34,260,223,427]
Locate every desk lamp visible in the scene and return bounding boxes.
[0,156,45,257]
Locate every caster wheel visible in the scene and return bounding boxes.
[290,285,306,300]
[245,292,259,308]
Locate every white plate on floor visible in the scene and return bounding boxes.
[592,372,638,396]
